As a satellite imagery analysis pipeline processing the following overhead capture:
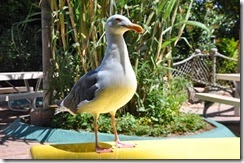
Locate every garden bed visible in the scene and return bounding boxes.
[2,116,235,145]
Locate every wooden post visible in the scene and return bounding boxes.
[210,48,217,86]
[30,0,54,126]
[236,44,240,96]
[234,44,240,116]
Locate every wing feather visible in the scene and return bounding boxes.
[62,70,99,112]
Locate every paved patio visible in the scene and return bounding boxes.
[0,103,42,159]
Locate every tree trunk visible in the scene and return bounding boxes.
[30,0,54,126]
[41,0,51,109]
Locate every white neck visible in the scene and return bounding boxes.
[100,32,132,73]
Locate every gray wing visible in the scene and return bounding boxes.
[62,70,99,111]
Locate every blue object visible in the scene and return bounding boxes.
[2,118,236,144]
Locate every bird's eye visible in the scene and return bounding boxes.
[115,18,122,22]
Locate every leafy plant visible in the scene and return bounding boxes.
[48,108,207,137]
[183,0,239,57]
[216,38,239,73]
[116,113,137,135]
[0,1,42,72]
[135,71,192,123]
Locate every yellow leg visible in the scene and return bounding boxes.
[93,114,113,153]
[110,113,136,148]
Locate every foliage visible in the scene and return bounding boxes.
[210,0,240,40]
[1,0,239,73]
[216,38,239,73]
[176,0,239,59]
[48,112,94,131]
[0,0,42,72]
[135,75,192,123]
[49,108,206,137]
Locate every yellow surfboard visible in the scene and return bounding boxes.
[30,137,240,159]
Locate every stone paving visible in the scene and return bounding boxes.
[0,103,43,159]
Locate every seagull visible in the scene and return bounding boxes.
[56,14,144,153]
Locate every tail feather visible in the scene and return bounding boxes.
[54,100,76,116]
[55,99,63,106]
[54,106,63,115]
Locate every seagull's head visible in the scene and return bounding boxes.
[106,14,144,35]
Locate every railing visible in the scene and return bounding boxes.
[172,48,238,90]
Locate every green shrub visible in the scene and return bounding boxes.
[137,75,192,125]
[0,1,42,72]
[49,112,93,131]
[48,112,206,137]
[169,113,206,135]
[216,37,239,73]
[115,113,137,135]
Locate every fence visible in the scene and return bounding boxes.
[172,48,238,91]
